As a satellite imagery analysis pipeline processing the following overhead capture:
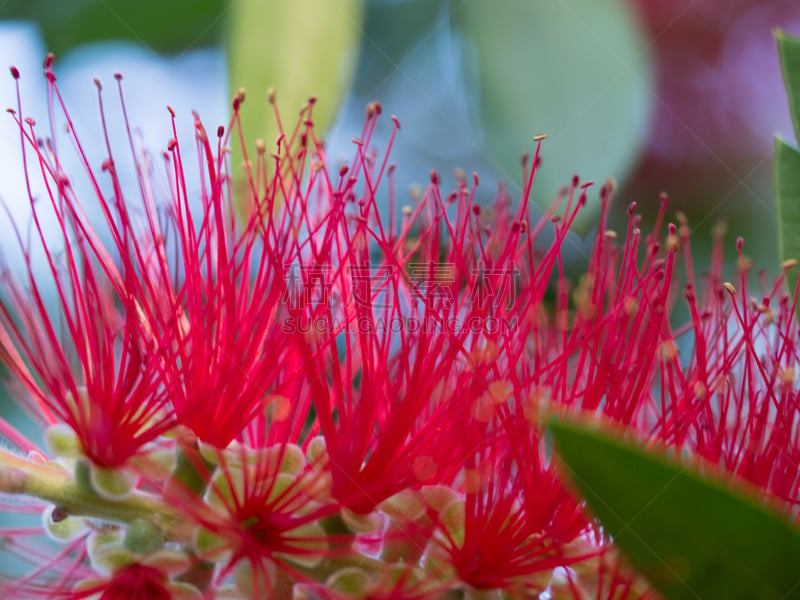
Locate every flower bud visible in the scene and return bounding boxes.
[129,447,176,481]
[420,485,458,512]
[214,585,248,599]
[72,578,106,599]
[87,528,124,563]
[45,423,82,458]
[306,436,328,466]
[195,527,232,564]
[123,518,164,554]
[265,443,306,475]
[325,567,371,597]
[143,549,192,577]
[276,520,328,569]
[206,466,245,510]
[168,581,204,599]
[90,544,134,577]
[43,505,87,541]
[341,507,382,533]
[89,463,134,501]
[233,559,276,598]
[379,489,425,522]
[380,521,427,564]
[422,542,456,582]
[437,499,466,548]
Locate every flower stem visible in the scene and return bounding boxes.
[0,449,194,542]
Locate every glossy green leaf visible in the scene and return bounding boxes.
[226,0,364,179]
[549,419,800,600]
[454,0,651,233]
[1,0,224,56]
[777,31,800,143]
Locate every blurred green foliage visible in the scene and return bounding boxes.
[0,0,652,229]
[226,0,364,182]
[0,0,224,55]
[454,0,650,233]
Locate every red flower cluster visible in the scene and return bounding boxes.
[0,57,798,599]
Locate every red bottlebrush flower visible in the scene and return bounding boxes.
[647,229,800,511]
[428,428,592,595]
[75,82,312,449]
[286,111,478,514]
[121,111,302,448]
[79,564,172,600]
[3,54,800,600]
[0,67,173,469]
[192,441,338,594]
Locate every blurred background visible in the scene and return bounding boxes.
[1,0,800,269]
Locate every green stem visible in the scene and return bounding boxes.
[0,449,194,543]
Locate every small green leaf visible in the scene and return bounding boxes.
[2,0,224,56]
[777,31,800,143]
[226,0,364,193]
[454,0,651,233]
[549,419,800,600]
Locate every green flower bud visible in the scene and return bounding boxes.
[420,485,458,512]
[379,489,425,522]
[214,585,248,599]
[198,441,224,466]
[44,423,82,458]
[129,446,176,481]
[206,466,245,510]
[341,507,382,534]
[276,520,328,569]
[303,470,332,501]
[234,559,276,598]
[43,505,87,541]
[167,581,204,599]
[378,564,427,595]
[123,518,164,554]
[195,527,232,564]
[422,543,456,582]
[267,472,295,503]
[437,499,466,548]
[90,544,134,576]
[306,436,328,466]
[87,528,124,565]
[143,548,192,576]
[265,443,306,475]
[89,463,134,501]
[72,578,106,600]
[325,567,371,597]
[380,521,426,564]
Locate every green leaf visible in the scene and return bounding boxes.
[1,0,224,56]
[775,137,800,303]
[454,0,651,233]
[775,32,800,314]
[777,31,800,143]
[549,419,800,600]
[226,0,364,185]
